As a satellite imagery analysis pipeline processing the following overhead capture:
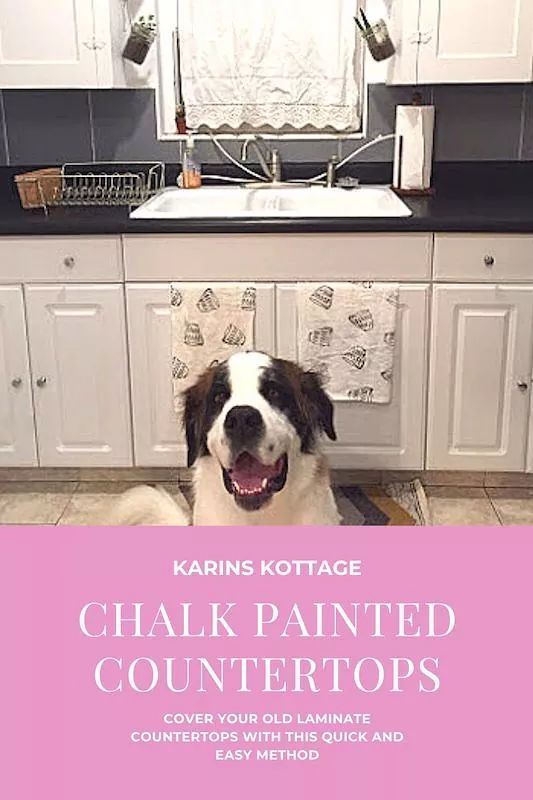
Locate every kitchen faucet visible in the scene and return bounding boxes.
[241,137,282,183]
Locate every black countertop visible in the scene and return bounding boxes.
[2,162,533,235]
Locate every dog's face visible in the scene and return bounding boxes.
[183,352,336,512]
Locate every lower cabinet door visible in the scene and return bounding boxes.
[0,286,37,466]
[126,283,276,467]
[428,285,533,471]
[25,284,133,467]
[276,283,429,470]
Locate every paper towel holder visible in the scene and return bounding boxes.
[393,95,436,197]
[393,133,436,197]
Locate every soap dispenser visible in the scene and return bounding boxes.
[181,135,202,188]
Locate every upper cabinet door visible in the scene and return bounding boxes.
[0,0,98,87]
[418,0,533,83]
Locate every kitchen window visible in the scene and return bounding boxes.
[156,0,365,140]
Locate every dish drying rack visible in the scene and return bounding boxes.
[15,162,165,215]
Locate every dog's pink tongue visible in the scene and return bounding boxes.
[231,453,282,491]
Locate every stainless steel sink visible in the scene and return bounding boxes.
[130,185,412,219]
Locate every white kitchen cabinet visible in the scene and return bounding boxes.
[126,283,276,467]
[24,284,132,467]
[276,284,429,469]
[0,286,37,466]
[389,0,533,84]
[0,0,98,87]
[0,0,156,88]
[427,285,533,471]
[0,236,123,284]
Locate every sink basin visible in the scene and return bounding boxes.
[130,185,412,219]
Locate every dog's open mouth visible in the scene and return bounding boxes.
[222,452,288,511]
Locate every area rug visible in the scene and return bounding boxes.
[335,479,430,526]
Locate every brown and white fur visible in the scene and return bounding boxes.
[106,352,340,526]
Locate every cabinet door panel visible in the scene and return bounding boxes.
[127,283,276,467]
[418,0,533,82]
[428,285,533,471]
[0,286,36,466]
[25,285,132,467]
[276,284,429,470]
[0,0,98,87]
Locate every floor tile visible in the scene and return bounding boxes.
[78,467,179,483]
[58,482,136,525]
[0,482,76,524]
[426,487,501,526]
[484,472,533,489]
[424,471,485,487]
[486,488,533,526]
[382,471,424,484]
[332,469,382,486]
[0,468,80,482]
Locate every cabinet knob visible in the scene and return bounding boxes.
[517,380,529,392]
[63,256,75,268]
[484,255,495,267]
[11,377,22,388]
[36,376,47,388]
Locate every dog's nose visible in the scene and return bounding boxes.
[224,405,264,446]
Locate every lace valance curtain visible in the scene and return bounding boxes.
[178,0,360,132]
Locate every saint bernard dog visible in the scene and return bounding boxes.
[107,352,340,526]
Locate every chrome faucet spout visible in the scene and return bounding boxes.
[241,137,282,182]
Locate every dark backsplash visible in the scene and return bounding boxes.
[1,83,532,167]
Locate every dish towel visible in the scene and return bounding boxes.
[297,282,399,403]
[170,283,256,409]
[177,0,360,131]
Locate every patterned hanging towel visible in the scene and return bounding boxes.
[170,283,256,410]
[297,282,399,403]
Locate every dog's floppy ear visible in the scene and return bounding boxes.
[183,383,203,468]
[182,366,216,468]
[300,370,337,442]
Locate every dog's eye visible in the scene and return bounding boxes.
[265,384,281,402]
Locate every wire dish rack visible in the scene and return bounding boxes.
[15,162,165,214]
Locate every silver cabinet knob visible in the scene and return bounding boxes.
[484,255,495,267]
[11,377,22,388]
[36,376,47,387]
[63,256,75,268]
[517,380,529,391]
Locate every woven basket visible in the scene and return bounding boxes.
[15,168,62,209]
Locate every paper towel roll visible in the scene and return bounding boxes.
[393,105,435,192]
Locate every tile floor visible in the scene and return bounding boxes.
[0,481,186,526]
[0,479,532,525]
